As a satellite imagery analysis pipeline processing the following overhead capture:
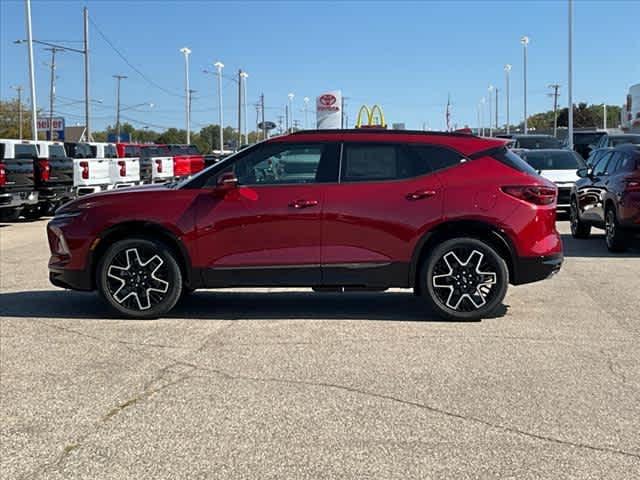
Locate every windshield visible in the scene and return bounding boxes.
[610,135,640,146]
[515,136,563,149]
[14,144,38,159]
[574,132,605,145]
[104,145,117,158]
[521,151,585,170]
[49,144,67,159]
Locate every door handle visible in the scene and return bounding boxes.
[406,190,436,201]
[289,199,319,209]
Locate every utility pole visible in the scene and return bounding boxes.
[488,85,494,137]
[303,97,309,129]
[45,47,63,141]
[603,104,607,130]
[548,84,561,137]
[113,75,127,142]
[285,105,289,133]
[237,69,242,150]
[83,6,91,140]
[287,93,294,133]
[11,86,24,140]
[188,89,196,143]
[260,93,266,140]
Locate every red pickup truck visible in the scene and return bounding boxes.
[166,144,205,178]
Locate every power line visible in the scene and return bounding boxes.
[89,15,183,98]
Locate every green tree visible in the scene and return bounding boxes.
[0,98,43,139]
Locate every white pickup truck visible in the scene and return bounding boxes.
[67,142,140,196]
[139,144,174,183]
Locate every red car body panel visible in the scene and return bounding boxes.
[48,130,563,292]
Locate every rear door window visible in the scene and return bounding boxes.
[341,144,416,182]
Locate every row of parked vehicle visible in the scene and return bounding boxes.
[0,139,206,221]
[501,131,640,252]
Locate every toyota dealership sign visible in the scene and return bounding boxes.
[316,90,342,129]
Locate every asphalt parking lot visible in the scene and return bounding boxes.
[1,219,639,479]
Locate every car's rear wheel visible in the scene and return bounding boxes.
[605,207,626,253]
[570,199,591,238]
[420,238,508,321]
[96,237,182,318]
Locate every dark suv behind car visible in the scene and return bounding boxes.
[47,130,562,321]
[571,144,640,251]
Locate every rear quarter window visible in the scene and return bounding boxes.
[409,145,466,174]
[488,147,539,175]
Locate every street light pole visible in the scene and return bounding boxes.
[180,47,191,144]
[488,85,494,137]
[83,7,91,141]
[504,64,511,134]
[288,93,294,133]
[303,97,309,129]
[113,75,127,142]
[214,61,224,152]
[567,0,574,150]
[521,36,530,134]
[11,86,24,140]
[480,97,486,136]
[24,0,38,141]
[240,71,249,144]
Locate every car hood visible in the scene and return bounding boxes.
[538,169,580,184]
[56,183,173,214]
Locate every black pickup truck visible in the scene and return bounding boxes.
[35,141,75,215]
[0,140,39,221]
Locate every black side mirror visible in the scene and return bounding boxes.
[215,171,238,191]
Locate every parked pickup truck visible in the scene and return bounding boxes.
[33,141,75,215]
[116,143,149,183]
[166,144,205,178]
[67,142,112,196]
[0,139,39,221]
[140,144,174,183]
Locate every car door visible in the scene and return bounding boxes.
[578,152,612,222]
[194,141,339,287]
[321,142,445,287]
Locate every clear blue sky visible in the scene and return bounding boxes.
[1,0,638,132]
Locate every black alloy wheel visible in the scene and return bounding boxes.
[97,237,182,318]
[421,238,508,321]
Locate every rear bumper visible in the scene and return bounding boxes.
[37,185,75,202]
[0,190,39,209]
[512,253,563,285]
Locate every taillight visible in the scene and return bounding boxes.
[80,161,89,180]
[502,185,557,205]
[625,179,640,192]
[155,159,163,173]
[37,159,51,182]
[118,160,126,177]
[0,163,6,186]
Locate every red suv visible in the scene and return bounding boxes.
[47,130,562,320]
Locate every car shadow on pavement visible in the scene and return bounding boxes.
[561,233,640,258]
[0,290,508,322]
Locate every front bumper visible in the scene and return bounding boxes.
[49,267,93,291]
[512,253,563,285]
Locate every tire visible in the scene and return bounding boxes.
[420,238,509,321]
[22,205,42,221]
[570,199,591,238]
[605,207,627,253]
[96,237,183,319]
[0,208,21,222]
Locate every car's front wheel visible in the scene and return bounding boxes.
[420,238,509,321]
[96,237,183,318]
[605,207,626,253]
[570,199,591,238]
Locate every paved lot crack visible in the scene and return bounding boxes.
[180,362,640,460]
